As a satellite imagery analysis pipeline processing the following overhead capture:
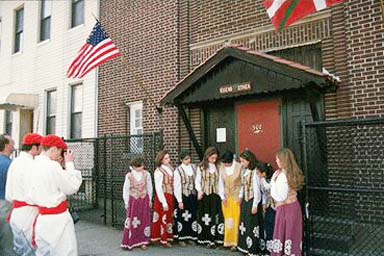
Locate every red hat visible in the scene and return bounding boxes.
[22,133,43,146]
[41,135,68,150]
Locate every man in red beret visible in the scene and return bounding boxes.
[27,135,82,256]
[5,133,42,255]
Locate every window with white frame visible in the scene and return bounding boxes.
[46,90,56,135]
[129,102,143,153]
[14,7,24,53]
[70,84,82,139]
[40,0,51,41]
[4,110,13,135]
[71,0,84,28]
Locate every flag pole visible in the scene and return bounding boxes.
[119,56,163,114]
[90,13,163,114]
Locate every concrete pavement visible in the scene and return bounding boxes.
[76,221,241,256]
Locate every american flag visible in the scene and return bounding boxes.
[67,22,121,78]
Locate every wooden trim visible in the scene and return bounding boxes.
[177,105,203,160]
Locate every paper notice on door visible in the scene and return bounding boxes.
[216,128,226,143]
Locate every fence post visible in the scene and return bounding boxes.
[110,134,115,226]
[301,120,311,256]
[94,138,99,209]
[103,134,107,225]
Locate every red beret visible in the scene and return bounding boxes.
[22,133,43,146]
[41,135,68,150]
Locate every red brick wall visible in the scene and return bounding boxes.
[344,0,384,117]
[185,0,384,119]
[98,0,179,159]
[98,0,384,162]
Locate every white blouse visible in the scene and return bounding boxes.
[238,168,261,208]
[154,164,173,208]
[218,162,236,201]
[270,170,289,203]
[122,168,153,208]
[173,163,194,203]
[195,163,217,192]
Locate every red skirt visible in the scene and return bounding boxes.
[151,193,174,244]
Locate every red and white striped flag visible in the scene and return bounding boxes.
[67,22,121,79]
[265,0,345,31]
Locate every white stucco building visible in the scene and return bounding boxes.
[0,0,99,148]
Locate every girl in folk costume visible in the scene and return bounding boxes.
[218,151,242,251]
[271,148,305,256]
[257,162,276,253]
[237,150,267,256]
[173,150,198,245]
[195,147,224,248]
[121,157,153,250]
[151,150,175,247]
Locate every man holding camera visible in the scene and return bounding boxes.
[27,135,82,256]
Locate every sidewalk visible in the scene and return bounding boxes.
[76,221,240,256]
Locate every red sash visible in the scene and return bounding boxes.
[7,201,37,223]
[32,200,68,248]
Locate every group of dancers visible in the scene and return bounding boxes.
[121,147,305,256]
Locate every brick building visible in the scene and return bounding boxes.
[97,1,384,254]
[98,0,383,163]
[0,0,99,147]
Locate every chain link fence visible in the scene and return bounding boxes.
[302,118,384,256]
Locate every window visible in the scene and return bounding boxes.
[46,90,56,135]
[129,102,143,152]
[4,110,13,135]
[14,8,24,53]
[40,0,51,41]
[71,0,84,28]
[70,84,82,139]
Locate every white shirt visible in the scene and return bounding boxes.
[154,164,173,208]
[260,177,271,205]
[271,170,289,203]
[5,151,34,203]
[238,168,261,208]
[122,168,153,208]
[218,162,236,201]
[27,155,83,208]
[195,163,217,192]
[174,163,194,203]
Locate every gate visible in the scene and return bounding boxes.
[302,118,384,255]
[66,138,101,223]
[66,132,163,227]
[96,132,163,227]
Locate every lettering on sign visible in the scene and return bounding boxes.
[219,83,252,94]
[252,124,263,135]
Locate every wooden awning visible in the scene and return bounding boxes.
[161,45,338,106]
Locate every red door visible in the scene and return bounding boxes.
[236,99,281,170]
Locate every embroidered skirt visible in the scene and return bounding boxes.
[271,200,303,256]
[121,195,151,249]
[237,199,267,256]
[265,206,276,253]
[151,193,175,244]
[174,194,198,241]
[196,193,224,246]
[222,196,241,247]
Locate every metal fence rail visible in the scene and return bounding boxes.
[302,117,384,256]
[66,132,163,227]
